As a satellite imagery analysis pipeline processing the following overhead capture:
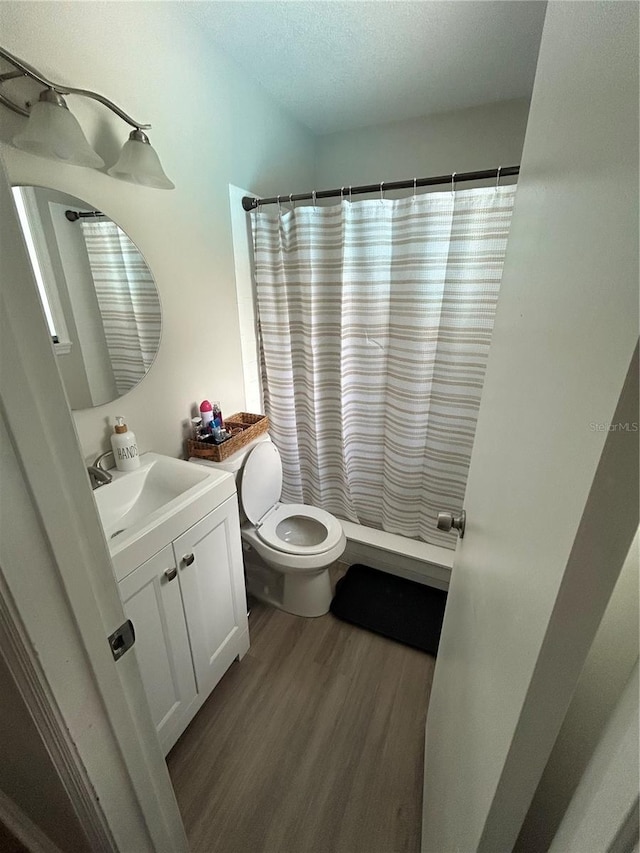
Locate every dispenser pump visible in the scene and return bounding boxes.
[114,416,128,435]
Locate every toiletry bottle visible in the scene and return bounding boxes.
[212,401,223,428]
[110,417,140,472]
[200,400,214,432]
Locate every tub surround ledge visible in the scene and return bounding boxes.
[339,520,453,591]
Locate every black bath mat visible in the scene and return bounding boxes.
[330,564,447,655]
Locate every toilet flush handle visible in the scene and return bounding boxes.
[436,510,466,539]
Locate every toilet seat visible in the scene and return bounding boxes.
[257,503,344,556]
[240,442,343,556]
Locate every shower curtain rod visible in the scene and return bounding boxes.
[241,165,519,211]
[65,209,105,222]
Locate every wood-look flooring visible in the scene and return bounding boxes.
[167,567,435,853]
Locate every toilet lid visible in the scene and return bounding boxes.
[241,442,283,525]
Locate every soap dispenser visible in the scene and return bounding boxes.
[110,416,140,472]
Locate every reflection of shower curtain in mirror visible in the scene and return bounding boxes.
[251,186,516,549]
[80,220,160,395]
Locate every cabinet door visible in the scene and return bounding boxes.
[174,497,249,698]
[118,545,197,755]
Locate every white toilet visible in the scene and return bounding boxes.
[191,438,346,617]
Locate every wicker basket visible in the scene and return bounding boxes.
[187,412,269,463]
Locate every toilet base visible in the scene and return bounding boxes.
[244,551,333,618]
[282,566,332,618]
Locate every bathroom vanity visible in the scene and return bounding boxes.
[94,453,249,754]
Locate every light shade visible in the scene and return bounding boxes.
[108,129,174,190]
[13,90,105,169]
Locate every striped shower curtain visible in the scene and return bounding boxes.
[251,185,516,549]
[81,220,161,395]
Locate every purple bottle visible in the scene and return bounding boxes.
[212,401,223,429]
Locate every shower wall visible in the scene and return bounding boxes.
[315,97,530,191]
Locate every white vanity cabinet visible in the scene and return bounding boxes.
[117,495,249,755]
[173,500,248,699]
[118,545,197,754]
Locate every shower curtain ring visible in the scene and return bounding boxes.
[413,178,417,202]
[496,166,502,191]
[380,181,385,203]
[451,172,457,197]
[289,193,295,210]
[348,185,352,204]
[340,186,345,203]
[312,190,317,210]
[277,195,282,215]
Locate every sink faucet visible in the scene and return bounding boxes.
[88,465,113,490]
[88,451,114,490]
[94,450,114,472]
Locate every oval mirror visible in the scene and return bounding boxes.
[11,186,161,410]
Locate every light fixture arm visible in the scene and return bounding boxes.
[0,88,28,117]
[0,45,151,130]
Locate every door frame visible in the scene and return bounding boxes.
[0,150,188,851]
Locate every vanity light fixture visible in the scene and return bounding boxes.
[0,46,174,190]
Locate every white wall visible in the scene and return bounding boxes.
[516,531,640,851]
[0,1,316,461]
[315,97,530,191]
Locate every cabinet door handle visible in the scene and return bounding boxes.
[182,553,195,567]
[164,567,177,582]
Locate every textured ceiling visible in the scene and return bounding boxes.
[187,1,547,135]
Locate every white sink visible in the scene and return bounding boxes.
[93,452,236,580]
